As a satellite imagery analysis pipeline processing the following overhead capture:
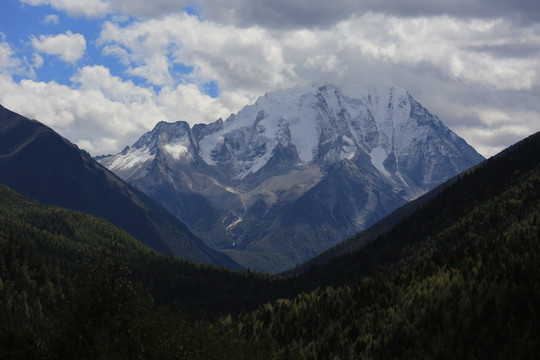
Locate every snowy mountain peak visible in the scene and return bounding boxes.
[133,121,192,149]
[102,120,196,172]
[196,82,435,181]
[97,82,484,272]
[102,82,478,185]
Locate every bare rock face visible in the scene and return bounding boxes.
[98,83,484,273]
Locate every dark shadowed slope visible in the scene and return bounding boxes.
[296,131,540,287]
[286,166,464,275]
[292,130,537,276]
[0,104,241,269]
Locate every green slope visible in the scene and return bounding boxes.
[0,184,284,358]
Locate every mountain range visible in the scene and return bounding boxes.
[98,83,484,272]
[0,104,240,269]
[1,109,538,358]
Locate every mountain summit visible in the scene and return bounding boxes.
[98,83,484,272]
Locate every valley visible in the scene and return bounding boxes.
[1,104,539,358]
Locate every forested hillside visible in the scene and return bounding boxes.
[226,132,540,358]
[0,185,283,358]
[1,131,539,359]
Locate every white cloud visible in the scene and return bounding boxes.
[157,83,248,124]
[0,71,160,154]
[97,13,296,92]
[4,2,540,159]
[32,31,87,63]
[96,12,540,95]
[0,37,22,75]
[334,15,540,91]
[32,52,44,68]
[0,65,247,155]
[304,54,347,77]
[42,14,59,25]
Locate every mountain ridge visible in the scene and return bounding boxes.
[1,122,538,358]
[98,83,484,272]
[0,104,241,269]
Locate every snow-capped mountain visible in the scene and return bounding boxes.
[98,83,484,273]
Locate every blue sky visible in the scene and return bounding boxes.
[1,0,539,156]
[1,0,207,92]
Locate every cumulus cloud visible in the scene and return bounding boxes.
[97,13,296,92]
[97,12,540,95]
[6,0,540,159]
[334,15,540,91]
[0,65,246,155]
[32,31,87,63]
[0,37,22,75]
[32,52,44,68]
[0,70,160,154]
[157,83,245,124]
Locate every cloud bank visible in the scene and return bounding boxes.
[2,0,539,158]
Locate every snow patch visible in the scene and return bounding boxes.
[109,147,154,170]
[200,136,223,165]
[342,135,356,160]
[163,142,189,160]
[226,217,243,232]
[370,146,391,178]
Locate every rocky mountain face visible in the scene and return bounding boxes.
[98,83,484,272]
